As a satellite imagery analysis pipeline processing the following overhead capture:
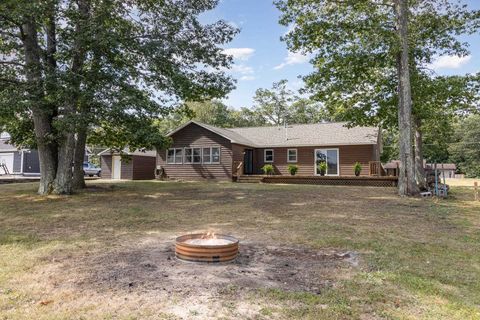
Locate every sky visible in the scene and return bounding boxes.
[201,0,480,110]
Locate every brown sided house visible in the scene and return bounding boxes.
[157,121,382,181]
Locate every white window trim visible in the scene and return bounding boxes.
[264,149,274,163]
[184,147,219,165]
[202,147,212,164]
[166,148,183,164]
[287,149,297,163]
[211,147,221,164]
[314,148,340,176]
[184,147,193,164]
[191,147,202,164]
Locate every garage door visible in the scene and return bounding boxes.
[0,153,14,174]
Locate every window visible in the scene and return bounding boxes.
[287,149,297,163]
[203,147,211,163]
[184,148,192,163]
[174,148,183,163]
[167,149,175,164]
[166,148,183,164]
[212,147,220,163]
[315,149,339,176]
[264,149,274,163]
[192,148,201,163]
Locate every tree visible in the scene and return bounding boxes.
[252,79,328,126]
[449,115,480,178]
[0,0,236,194]
[276,0,480,196]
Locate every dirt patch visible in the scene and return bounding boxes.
[67,239,358,296]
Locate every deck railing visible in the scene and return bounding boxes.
[369,161,386,176]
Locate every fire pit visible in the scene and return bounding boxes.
[175,233,239,263]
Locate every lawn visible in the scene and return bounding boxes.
[0,181,479,319]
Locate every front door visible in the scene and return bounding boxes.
[112,155,121,179]
[244,149,253,174]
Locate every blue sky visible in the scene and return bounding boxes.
[202,0,480,109]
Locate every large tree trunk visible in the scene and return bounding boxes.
[22,18,58,194]
[414,117,426,190]
[72,125,87,190]
[53,0,90,194]
[394,0,419,196]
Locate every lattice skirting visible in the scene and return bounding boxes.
[261,176,398,187]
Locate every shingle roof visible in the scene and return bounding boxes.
[228,122,379,147]
[172,121,379,148]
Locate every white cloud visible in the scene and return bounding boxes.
[230,64,254,75]
[223,48,255,61]
[430,55,471,70]
[239,75,255,81]
[274,51,310,70]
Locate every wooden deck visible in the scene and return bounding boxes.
[238,175,398,187]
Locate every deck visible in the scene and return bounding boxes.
[237,175,398,187]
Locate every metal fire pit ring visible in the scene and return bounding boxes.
[175,234,239,263]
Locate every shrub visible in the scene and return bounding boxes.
[261,164,275,175]
[287,164,298,176]
[317,162,327,175]
[354,162,362,176]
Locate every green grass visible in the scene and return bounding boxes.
[0,181,479,319]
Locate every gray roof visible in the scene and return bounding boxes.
[0,139,17,152]
[171,121,379,148]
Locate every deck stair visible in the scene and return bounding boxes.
[237,175,264,183]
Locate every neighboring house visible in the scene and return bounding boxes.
[157,121,382,181]
[0,134,40,175]
[425,163,457,178]
[384,160,458,179]
[99,148,156,180]
[0,132,92,176]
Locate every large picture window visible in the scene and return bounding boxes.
[166,148,183,164]
[315,149,339,176]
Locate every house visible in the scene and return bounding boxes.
[384,160,459,179]
[1,132,95,176]
[0,133,40,175]
[99,148,156,180]
[157,121,382,181]
[425,163,457,178]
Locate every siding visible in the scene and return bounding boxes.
[253,145,377,176]
[132,156,156,180]
[101,155,112,179]
[157,123,233,180]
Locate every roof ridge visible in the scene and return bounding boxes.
[228,121,351,130]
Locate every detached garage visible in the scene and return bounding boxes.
[99,149,156,180]
[0,137,40,175]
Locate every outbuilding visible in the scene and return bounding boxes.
[99,149,156,180]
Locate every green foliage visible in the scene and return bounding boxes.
[317,162,327,175]
[0,0,237,157]
[276,0,480,130]
[287,164,298,176]
[252,79,329,126]
[449,115,480,178]
[354,162,362,176]
[261,164,275,175]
